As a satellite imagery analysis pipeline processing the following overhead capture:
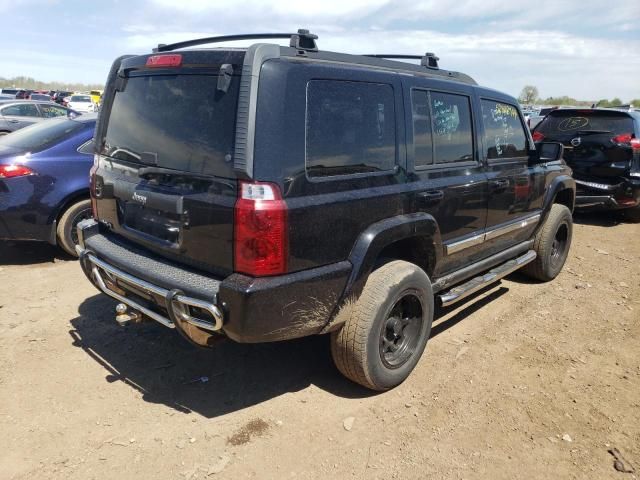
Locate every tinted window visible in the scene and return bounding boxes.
[430,92,474,163]
[536,111,634,136]
[103,74,240,177]
[1,103,40,117]
[0,118,85,152]
[71,95,91,102]
[306,80,396,178]
[481,99,527,159]
[411,90,433,167]
[40,104,69,118]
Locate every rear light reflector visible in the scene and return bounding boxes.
[146,54,182,68]
[532,131,545,142]
[234,181,288,276]
[0,164,34,178]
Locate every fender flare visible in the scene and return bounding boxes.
[543,174,576,215]
[322,212,442,332]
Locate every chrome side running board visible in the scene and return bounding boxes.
[437,250,536,307]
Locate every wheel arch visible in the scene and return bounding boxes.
[544,175,576,213]
[321,213,442,333]
[47,189,90,245]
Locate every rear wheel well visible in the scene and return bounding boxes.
[377,236,435,278]
[554,188,575,212]
[52,191,90,231]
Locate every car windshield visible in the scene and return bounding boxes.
[71,95,91,102]
[0,117,85,152]
[536,111,634,136]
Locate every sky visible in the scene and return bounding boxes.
[1,0,639,101]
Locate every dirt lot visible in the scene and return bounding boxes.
[0,212,638,480]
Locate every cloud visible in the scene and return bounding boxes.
[119,24,640,100]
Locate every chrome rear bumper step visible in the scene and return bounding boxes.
[437,250,536,307]
[77,246,224,332]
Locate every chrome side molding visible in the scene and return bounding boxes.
[444,213,540,255]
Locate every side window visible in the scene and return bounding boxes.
[40,104,68,118]
[1,104,40,117]
[411,89,433,167]
[481,99,527,159]
[78,139,94,154]
[430,92,474,164]
[306,80,396,178]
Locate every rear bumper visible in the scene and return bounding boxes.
[574,178,640,211]
[77,220,351,343]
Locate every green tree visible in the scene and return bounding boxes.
[518,85,539,104]
[629,99,640,107]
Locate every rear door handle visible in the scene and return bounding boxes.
[418,190,444,206]
[490,179,509,191]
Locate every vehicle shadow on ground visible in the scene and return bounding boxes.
[69,284,510,418]
[0,241,72,265]
[573,211,623,227]
[69,294,374,419]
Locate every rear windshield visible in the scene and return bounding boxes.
[0,117,84,152]
[71,95,91,102]
[536,111,634,136]
[102,74,240,178]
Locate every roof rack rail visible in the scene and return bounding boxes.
[153,29,318,53]
[363,53,440,69]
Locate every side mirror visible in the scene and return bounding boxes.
[531,141,564,163]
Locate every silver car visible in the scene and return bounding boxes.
[0,100,78,135]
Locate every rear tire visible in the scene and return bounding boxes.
[56,199,92,257]
[330,260,434,391]
[522,204,573,281]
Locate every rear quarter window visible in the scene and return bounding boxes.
[305,80,396,178]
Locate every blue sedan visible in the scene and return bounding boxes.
[0,114,96,256]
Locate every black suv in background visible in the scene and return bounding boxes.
[76,30,575,390]
[533,108,640,220]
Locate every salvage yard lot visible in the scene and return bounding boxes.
[0,213,638,480]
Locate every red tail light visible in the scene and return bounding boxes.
[234,181,288,276]
[0,164,34,178]
[146,54,182,68]
[532,131,545,142]
[612,133,633,144]
[611,133,640,150]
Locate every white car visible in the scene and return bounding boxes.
[66,94,96,113]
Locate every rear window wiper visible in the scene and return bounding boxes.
[138,166,217,181]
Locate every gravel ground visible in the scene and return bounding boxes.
[0,211,638,479]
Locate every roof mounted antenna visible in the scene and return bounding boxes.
[153,29,318,53]
[363,52,440,70]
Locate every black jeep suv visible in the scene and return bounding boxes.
[76,30,575,390]
[532,107,640,220]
